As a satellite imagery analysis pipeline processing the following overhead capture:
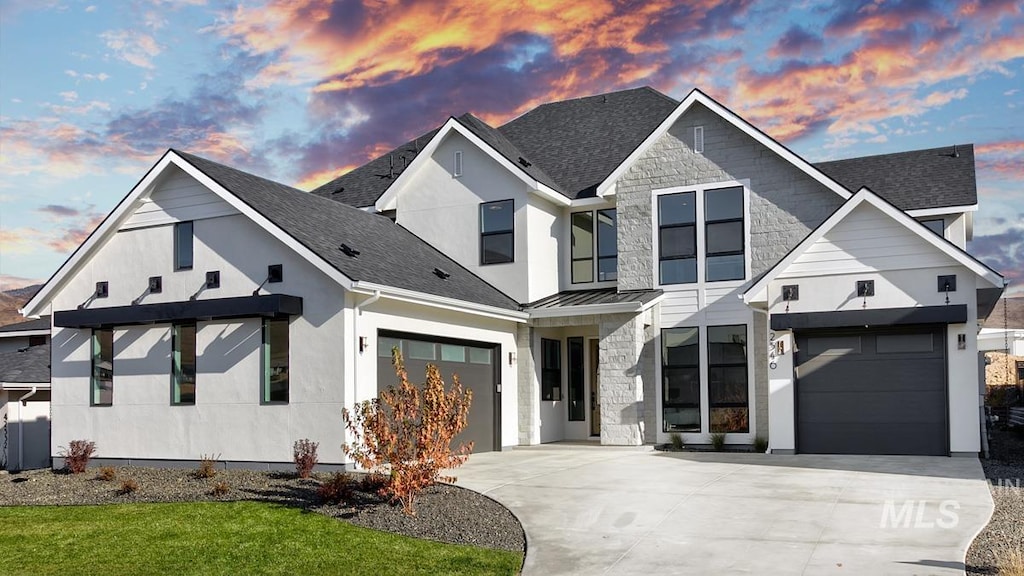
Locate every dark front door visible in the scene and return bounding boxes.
[795,325,947,456]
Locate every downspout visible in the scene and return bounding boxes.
[17,386,38,471]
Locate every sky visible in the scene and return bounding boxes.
[1,0,1022,295]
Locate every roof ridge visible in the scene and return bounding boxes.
[816,143,973,165]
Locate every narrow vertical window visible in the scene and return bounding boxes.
[570,212,594,283]
[172,323,196,405]
[704,186,745,281]
[91,328,114,406]
[708,325,749,433]
[694,126,704,154]
[541,338,562,401]
[658,192,697,284]
[262,318,289,403]
[175,221,193,270]
[480,199,514,265]
[662,327,699,432]
[597,208,617,281]
[454,150,463,177]
[567,337,585,421]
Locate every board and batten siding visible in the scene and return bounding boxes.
[122,165,239,229]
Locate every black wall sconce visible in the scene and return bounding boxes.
[856,280,875,297]
[95,281,109,298]
[205,271,220,289]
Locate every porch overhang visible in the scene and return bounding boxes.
[526,288,663,319]
[770,304,968,331]
[53,294,303,329]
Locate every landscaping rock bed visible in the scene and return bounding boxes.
[967,428,1024,575]
[0,467,525,553]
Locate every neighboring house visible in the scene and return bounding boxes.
[21,87,1003,469]
[0,343,51,470]
[979,297,1024,388]
[0,316,50,354]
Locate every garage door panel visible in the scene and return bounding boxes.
[796,326,946,456]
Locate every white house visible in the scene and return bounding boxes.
[22,87,1003,469]
[0,318,51,470]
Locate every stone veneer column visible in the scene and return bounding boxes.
[641,305,659,443]
[516,323,539,445]
[599,313,646,445]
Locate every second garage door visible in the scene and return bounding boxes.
[377,331,499,453]
[795,325,947,456]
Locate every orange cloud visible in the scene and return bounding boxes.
[976,140,1024,179]
[295,165,356,191]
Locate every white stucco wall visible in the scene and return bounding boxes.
[49,178,349,465]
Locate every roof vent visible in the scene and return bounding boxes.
[433,267,451,280]
[951,144,959,158]
[331,186,345,195]
[340,243,360,258]
[518,156,532,168]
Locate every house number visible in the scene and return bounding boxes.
[768,331,778,370]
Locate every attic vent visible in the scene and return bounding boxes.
[518,156,532,168]
[694,126,704,154]
[454,150,463,177]
[433,267,451,280]
[340,243,360,257]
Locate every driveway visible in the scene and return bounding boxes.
[454,445,993,575]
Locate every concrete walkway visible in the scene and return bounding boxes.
[454,445,993,575]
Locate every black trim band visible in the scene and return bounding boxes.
[771,304,967,331]
[54,294,302,328]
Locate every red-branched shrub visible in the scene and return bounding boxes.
[60,440,97,474]
[317,472,356,504]
[293,439,319,479]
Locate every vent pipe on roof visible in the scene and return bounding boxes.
[952,145,959,158]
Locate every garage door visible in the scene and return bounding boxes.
[795,325,946,456]
[377,331,498,453]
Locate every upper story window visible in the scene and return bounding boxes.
[174,221,193,270]
[657,183,747,285]
[480,199,514,265]
[921,218,944,237]
[570,208,618,283]
[91,328,113,406]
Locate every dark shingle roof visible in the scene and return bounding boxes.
[312,86,678,206]
[815,144,977,211]
[0,316,50,334]
[0,343,50,384]
[174,150,521,311]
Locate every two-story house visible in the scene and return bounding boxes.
[21,87,1004,469]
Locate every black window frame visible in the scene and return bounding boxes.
[704,186,745,282]
[570,211,594,284]
[480,199,514,265]
[567,337,585,420]
[658,192,697,285]
[707,324,749,433]
[174,220,194,271]
[262,318,290,404]
[662,327,700,432]
[541,338,562,402]
[91,328,114,406]
[596,208,617,282]
[171,322,197,405]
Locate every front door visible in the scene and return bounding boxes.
[589,339,601,437]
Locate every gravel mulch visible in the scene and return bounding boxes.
[0,466,525,553]
[967,428,1024,575]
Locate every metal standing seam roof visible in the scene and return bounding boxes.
[0,343,50,384]
[527,288,663,310]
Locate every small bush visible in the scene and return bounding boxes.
[996,544,1024,576]
[293,439,319,479]
[669,432,684,450]
[195,454,220,479]
[96,466,117,481]
[117,478,139,495]
[710,432,727,452]
[360,472,388,494]
[210,481,230,497]
[753,436,769,453]
[317,472,356,504]
[60,440,97,474]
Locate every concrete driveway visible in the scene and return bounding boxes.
[453,445,993,575]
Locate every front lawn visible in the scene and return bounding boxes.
[0,501,522,576]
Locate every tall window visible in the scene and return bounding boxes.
[262,319,289,403]
[708,325,749,433]
[704,186,744,281]
[175,221,193,270]
[541,338,561,401]
[597,209,617,281]
[662,327,699,432]
[480,199,514,264]
[172,323,196,405]
[567,337,584,420]
[91,328,113,406]
[571,212,594,283]
[658,192,697,284]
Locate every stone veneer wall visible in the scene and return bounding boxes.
[516,323,538,445]
[599,311,648,445]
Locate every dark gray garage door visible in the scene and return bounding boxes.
[377,331,498,453]
[795,325,946,456]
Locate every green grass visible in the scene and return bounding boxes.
[0,501,522,576]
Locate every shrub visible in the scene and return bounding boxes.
[96,466,117,481]
[317,472,356,504]
[210,481,230,497]
[360,473,388,494]
[669,432,684,450]
[753,436,769,453]
[710,433,727,452]
[293,439,319,479]
[59,440,97,474]
[195,454,219,479]
[343,349,473,516]
[995,543,1024,576]
[117,478,139,495]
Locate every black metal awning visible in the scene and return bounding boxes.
[54,294,302,329]
[771,304,967,331]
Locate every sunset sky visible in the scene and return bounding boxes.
[1,0,1022,294]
